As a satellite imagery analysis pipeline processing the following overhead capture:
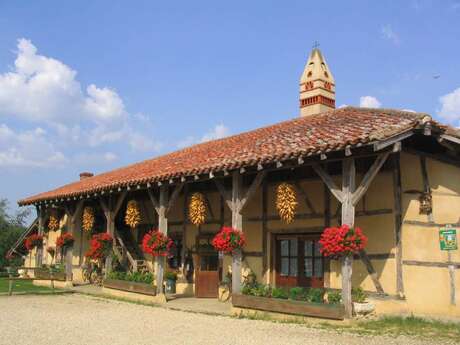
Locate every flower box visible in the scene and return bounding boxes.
[232,294,345,320]
[34,269,66,281]
[103,278,156,296]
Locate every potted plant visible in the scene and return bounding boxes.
[352,287,375,316]
[164,271,178,294]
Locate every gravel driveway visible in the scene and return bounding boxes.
[0,295,453,345]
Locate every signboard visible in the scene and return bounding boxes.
[439,228,457,251]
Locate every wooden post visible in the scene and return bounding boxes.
[156,185,168,295]
[8,273,13,296]
[323,183,331,289]
[100,192,126,276]
[341,158,355,319]
[392,153,405,298]
[64,201,84,285]
[448,251,456,305]
[232,171,243,294]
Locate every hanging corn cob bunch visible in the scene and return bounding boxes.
[276,183,298,224]
[48,215,60,232]
[189,192,207,226]
[125,200,141,229]
[82,206,95,233]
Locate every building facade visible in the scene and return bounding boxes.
[14,48,460,318]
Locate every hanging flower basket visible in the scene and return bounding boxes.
[82,207,95,233]
[56,233,75,249]
[212,227,245,254]
[141,230,173,257]
[125,200,141,229]
[24,234,43,251]
[319,225,367,258]
[85,233,113,260]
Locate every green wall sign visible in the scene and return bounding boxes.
[439,228,457,251]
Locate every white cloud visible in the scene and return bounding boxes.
[359,96,382,108]
[176,124,230,149]
[0,38,161,168]
[0,38,125,124]
[0,124,66,167]
[381,24,400,45]
[201,124,230,142]
[438,87,460,125]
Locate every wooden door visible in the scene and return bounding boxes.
[195,236,219,298]
[275,234,324,288]
[195,253,219,297]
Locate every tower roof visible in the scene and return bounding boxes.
[300,48,335,84]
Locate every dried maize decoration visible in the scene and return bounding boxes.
[82,206,95,233]
[276,183,298,224]
[125,200,141,229]
[188,192,207,226]
[48,215,60,232]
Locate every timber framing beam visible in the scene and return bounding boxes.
[313,153,392,318]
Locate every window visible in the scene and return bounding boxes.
[276,235,324,288]
[304,240,323,278]
[280,239,298,277]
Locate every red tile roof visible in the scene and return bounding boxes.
[18,107,454,205]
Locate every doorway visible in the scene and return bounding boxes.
[195,235,219,298]
[275,234,324,288]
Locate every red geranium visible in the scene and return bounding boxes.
[319,225,367,258]
[24,234,43,251]
[212,226,245,254]
[56,233,74,248]
[85,233,113,260]
[142,230,173,257]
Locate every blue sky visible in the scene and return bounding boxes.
[0,0,459,217]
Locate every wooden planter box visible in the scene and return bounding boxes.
[34,270,66,281]
[232,294,345,320]
[103,279,156,296]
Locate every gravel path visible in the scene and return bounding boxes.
[0,295,453,345]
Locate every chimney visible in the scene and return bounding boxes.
[79,172,94,180]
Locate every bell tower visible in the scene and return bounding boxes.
[299,46,335,117]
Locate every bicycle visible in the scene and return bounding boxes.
[82,259,104,285]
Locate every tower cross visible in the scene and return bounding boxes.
[312,41,320,49]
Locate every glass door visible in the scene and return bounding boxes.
[275,234,324,288]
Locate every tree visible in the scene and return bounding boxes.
[0,199,32,269]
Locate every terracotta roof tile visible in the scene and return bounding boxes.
[18,107,451,205]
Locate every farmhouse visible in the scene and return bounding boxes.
[11,48,460,319]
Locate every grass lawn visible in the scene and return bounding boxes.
[320,315,460,342]
[0,278,56,294]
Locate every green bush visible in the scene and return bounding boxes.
[271,287,288,299]
[289,287,307,301]
[251,284,271,297]
[352,287,367,303]
[305,288,324,303]
[327,291,341,304]
[108,271,154,284]
[164,271,177,281]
